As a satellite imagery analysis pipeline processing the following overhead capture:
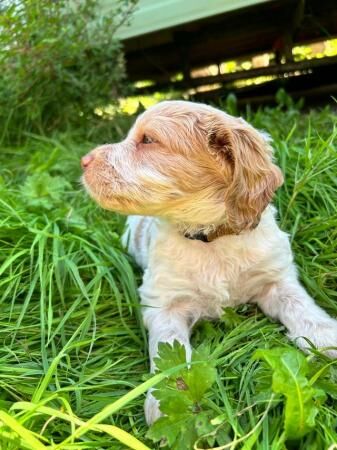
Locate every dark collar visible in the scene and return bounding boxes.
[184,231,209,242]
[183,224,238,243]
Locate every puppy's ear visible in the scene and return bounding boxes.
[207,116,283,233]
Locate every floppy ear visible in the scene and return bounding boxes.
[208,116,284,233]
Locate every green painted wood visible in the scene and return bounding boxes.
[103,0,272,40]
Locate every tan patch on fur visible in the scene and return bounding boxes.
[206,115,284,233]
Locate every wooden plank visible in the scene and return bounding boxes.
[135,55,337,94]
[101,0,271,40]
[193,77,337,105]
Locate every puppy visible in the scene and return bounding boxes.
[82,100,337,424]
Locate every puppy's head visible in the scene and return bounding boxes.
[82,101,283,233]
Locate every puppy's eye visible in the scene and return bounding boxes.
[141,134,154,144]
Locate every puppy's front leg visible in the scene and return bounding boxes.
[142,307,192,425]
[256,275,337,357]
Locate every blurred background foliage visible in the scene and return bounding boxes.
[0,0,136,144]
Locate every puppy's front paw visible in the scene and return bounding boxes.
[290,319,337,358]
[144,390,162,425]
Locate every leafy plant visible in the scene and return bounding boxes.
[254,348,326,440]
[20,172,72,212]
[147,341,217,449]
[275,88,305,110]
[0,0,136,143]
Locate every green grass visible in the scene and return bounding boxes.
[0,103,336,449]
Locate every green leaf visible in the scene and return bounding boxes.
[154,340,187,372]
[20,173,72,211]
[188,346,217,400]
[147,342,217,450]
[154,387,193,416]
[254,347,326,439]
[147,414,190,448]
[147,412,214,450]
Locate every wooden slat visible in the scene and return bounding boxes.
[101,0,271,40]
[135,56,337,94]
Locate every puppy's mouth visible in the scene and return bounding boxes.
[82,167,121,206]
[82,163,144,216]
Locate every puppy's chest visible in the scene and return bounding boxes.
[151,234,274,308]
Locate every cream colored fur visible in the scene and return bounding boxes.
[82,100,337,425]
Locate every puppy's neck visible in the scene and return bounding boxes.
[174,214,264,242]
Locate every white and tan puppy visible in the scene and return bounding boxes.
[82,100,337,424]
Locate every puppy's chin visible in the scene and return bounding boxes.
[82,175,144,216]
[82,175,115,210]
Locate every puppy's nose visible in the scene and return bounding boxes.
[81,153,95,170]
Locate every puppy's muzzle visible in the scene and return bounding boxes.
[81,144,113,171]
